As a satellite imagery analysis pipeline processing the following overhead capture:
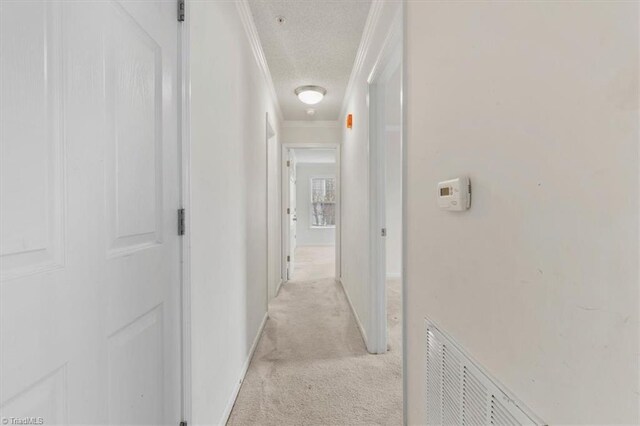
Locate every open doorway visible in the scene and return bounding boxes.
[383,65,403,363]
[281,145,340,285]
[368,21,402,355]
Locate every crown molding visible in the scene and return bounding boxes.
[236,0,284,123]
[282,120,341,129]
[339,0,384,120]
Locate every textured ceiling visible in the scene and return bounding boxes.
[249,0,372,121]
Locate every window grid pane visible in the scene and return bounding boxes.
[311,177,335,227]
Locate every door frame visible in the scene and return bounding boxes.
[266,113,277,304]
[179,2,191,424]
[366,11,402,355]
[287,148,297,280]
[281,143,341,285]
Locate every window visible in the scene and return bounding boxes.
[310,177,335,228]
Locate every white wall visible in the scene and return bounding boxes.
[295,163,336,246]
[406,1,639,424]
[281,121,341,145]
[340,1,402,351]
[189,1,280,424]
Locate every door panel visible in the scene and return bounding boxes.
[108,306,163,425]
[0,0,64,281]
[105,2,163,256]
[0,1,182,424]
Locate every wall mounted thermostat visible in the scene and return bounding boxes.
[438,177,471,211]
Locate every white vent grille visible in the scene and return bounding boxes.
[425,321,544,426]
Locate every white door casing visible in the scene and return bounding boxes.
[266,114,278,302]
[366,13,402,355]
[0,1,182,424]
[288,151,297,279]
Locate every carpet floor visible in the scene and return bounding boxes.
[227,246,402,426]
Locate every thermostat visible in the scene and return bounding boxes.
[437,177,471,211]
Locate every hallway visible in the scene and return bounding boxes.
[228,247,402,425]
[2,1,637,424]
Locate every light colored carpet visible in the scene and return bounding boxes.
[291,245,336,282]
[227,246,403,426]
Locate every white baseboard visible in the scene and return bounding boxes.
[386,272,401,279]
[275,279,284,297]
[338,278,370,351]
[218,312,268,425]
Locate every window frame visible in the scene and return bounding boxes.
[309,175,336,229]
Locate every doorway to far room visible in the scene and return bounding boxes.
[284,147,337,282]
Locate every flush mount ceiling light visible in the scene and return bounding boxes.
[295,85,327,105]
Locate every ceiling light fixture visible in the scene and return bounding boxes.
[295,85,327,105]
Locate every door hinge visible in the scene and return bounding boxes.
[287,255,290,262]
[179,422,187,426]
[177,0,185,22]
[381,228,386,237]
[178,208,185,236]
[287,208,290,214]
[287,160,290,167]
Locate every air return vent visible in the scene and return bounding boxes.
[425,321,544,425]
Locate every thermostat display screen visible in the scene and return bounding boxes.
[440,187,451,196]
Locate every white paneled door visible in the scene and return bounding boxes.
[0,1,182,425]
